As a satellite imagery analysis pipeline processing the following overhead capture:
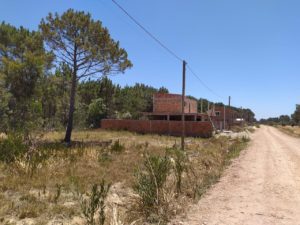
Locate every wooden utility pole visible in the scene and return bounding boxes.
[223,104,226,131]
[200,98,203,113]
[181,60,187,151]
[228,96,231,130]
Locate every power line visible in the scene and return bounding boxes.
[111,0,226,102]
[111,0,183,62]
[187,65,226,101]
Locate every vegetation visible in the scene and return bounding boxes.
[0,130,249,224]
[291,104,300,125]
[80,181,111,225]
[0,11,169,139]
[40,9,132,143]
[259,104,300,126]
[0,134,28,164]
[134,154,171,222]
[277,125,300,138]
[0,8,254,225]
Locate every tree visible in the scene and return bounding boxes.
[279,115,290,126]
[0,22,51,133]
[40,63,72,129]
[158,86,169,93]
[292,104,300,125]
[40,9,132,143]
[114,83,165,119]
[87,98,106,128]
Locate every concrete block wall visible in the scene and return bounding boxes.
[101,119,213,138]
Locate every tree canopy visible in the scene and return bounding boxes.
[0,22,51,132]
[40,9,132,143]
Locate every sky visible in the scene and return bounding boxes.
[0,0,299,119]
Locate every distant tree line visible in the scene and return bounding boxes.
[259,105,300,126]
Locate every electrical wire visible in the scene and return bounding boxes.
[111,0,226,102]
[111,0,183,62]
[187,65,226,101]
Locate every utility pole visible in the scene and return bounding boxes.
[181,60,187,151]
[200,98,203,113]
[228,96,231,130]
[223,104,226,131]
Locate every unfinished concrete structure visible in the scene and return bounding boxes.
[101,93,213,137]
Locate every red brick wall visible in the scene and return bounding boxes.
[214,106,239,120]
[101,119,213,138]
[153,93,197,113]
[212,106,240,130]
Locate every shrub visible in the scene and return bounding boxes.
[80,180,111,225]
[87,98,107,128]
[53,184,62,204]
[227,138,248,161]
[0,134,28,164]
[110,140,124,153]
[166,148,187,194]
[134,154,171,222]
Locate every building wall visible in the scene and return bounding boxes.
[153,93,197,113]
[101,119,213,138]
[212,106,239,130]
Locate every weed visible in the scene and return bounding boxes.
[53,184,62,204]
[18,198,46,219]
[98,151,112,163]
[0,134,28,164]
[167,148,187,194]
[247,127,255,133]
[26,147,50,177]
[110,140,125,153]
[80,180,111,225]
[226,138,248,163]
[193,173,221,198]
[134,153,171,222]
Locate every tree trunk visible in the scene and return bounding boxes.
[64,44,77,144]
[64,70,77,144]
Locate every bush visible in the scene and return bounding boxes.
[110,140,124,153]
[166,148,187,194]
[87,98,107,128]
[0,134,28,164]
[227,138,248,161]
[80,180,111,225]
[134,154,171,222]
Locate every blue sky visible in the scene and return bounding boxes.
[1,0,299,119]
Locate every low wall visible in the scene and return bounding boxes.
[101,119,213,138]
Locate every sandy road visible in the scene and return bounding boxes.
[171,126,300,225]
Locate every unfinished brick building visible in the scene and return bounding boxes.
[145,93,208,121]
[101,93,213,137]
[211,105,240,130]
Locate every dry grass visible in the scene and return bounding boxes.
[277,125,300,138]
[0,129,248,225]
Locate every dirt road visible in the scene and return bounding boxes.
[171,126,300,225]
